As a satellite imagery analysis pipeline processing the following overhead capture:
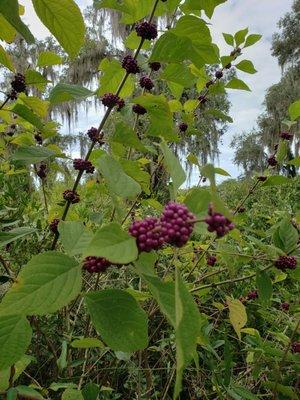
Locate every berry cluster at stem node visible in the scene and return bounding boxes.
[280,301,289,311]
[247,290,258,300]
[49,218,60,234]
[63,189,80,204]
[133,104,147,115]
[87,127,104,143]
[11,73,26,93]
[122,55,140,74]
[179,123,188,132]
[198,95,207,104]
[37,163,47,179]
[101,93,121,108]
[237,206,246,213]
[274,256,297,271]
[291,342,300,353]
[149,61,161,71]
[215,70,223,79]
[280,131,293,140]
[135,21,158,40]
[268,154,277,167]
[117,98,125,111]
[207,255,217,266]
[73,158,95,174]
[206,80,214,88]
[83,256,112,273]
[205,204,235,237]
[129,217,164,252]
[140,76,154,90]
[257,176,267,182]
[34,133,43,145]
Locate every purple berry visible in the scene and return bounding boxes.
[291,342,300,353]
[9,90,18,100]
[198,95,207,104]
[73,159,94,174]
[215,70,223,79]
[83,256,111,273]
[225,63,232,69]
[87,127,104,144]
[135,21,158,40]
[140,76,154,90]
[129,217,164,252]
[63,189,80,204]
[257,176,267,182]
[179,123,188,132]
[122,55,140,74]
[37,163,47,179]
[207,255,217,266]
[34,133,43,145]
[280,132,293,140]
[238,206,245,213]
[132,104,147,115]
[101,93,120,108]
[206,80,214,88]
[117,98,125,111]
[49,218,60,234]
[247,290,258,300]
[11,73,26,93]
[274,256,297,271]
[268,155,277,167]
[280,302,290,311]
[204,204,234,238]
[149,62,161,71]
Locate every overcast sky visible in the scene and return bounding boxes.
[21,0,293,182]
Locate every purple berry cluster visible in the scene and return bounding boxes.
[280,132,293,140]
[257,176,267,182]
[247,290,258,300]
[274,256,297,271]
[129,217,164,252]
[101,93,121,108]
[129,202,196,252]
[291,342,300,353]
[49,218,60,234]
[73,158,94,174]
[179,123,188,132]
[11,73,26,93]
[34,133,43,145]
[133,104,147,115]
[280,302,290,311]
[63,189,80,204]
[87,127,104,143]
[83,256,112,273]
[122,55,140,74]
[37,163,47,179]
[198,95,207,104]
[207,255,217,266]
[268,155,277,167]
[117,98,125,111]
[135,21,158,40]
[140,76,154,90]
[149,62,161,71]
[205,204,235,238]
[215,70,223,79]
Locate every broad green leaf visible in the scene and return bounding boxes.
[184,188,211,216]
[95,0,152,24]
[62,389,83,400]
[223,33,234,46]
[0,44,14,71]
[98,58,134,98]
[214,167,231,176]
[19,94,50,118]
[226,297,247,340]
[262,176,291,186]
[82,383,100,400]
[85,289,148,352]
[181,0,227,18]
[205,108,233,122]
[278,218,298,254]
[160,140,186,198]
[0,14,17,43]
[0,315,32,370]
[0,252,81,316]
[125,31,150,50]
[256,271,272,306]
[0,0,34,43]
[235,60,257,74]
[15,386,44,399]
[12,146,56,164]
[244,34,262,48]
[97,154,141,199]
[49,84,94,105]
[37,51,63,67]
[184,99,199,113]
[70,338,104,349]
[49,383,77,392]
[25,70,49,91]
[168,99,182,112]
[120,159,150,195]
[174,268,201,399]
[111,121,148,153]
[226,78,251,91]
[288,156,300,166]
[160,63,197,88]
[229,385,260,400]
[12,104,44,131]
[32,0,85,59]
[6,388,18,400]
[288,100,300,121]
[276,140,288,163]
[0,227,36,247]
[263,382,298,400]
[234,27,248,46]
[58,221,93,256]
[84,222,138,264]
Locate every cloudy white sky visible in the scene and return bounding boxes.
[21,0,293,181]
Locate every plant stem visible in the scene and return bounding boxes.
[0,96,9,110]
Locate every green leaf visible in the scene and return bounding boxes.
[263,382,298,400]
[12,104,44,131]
[37,51,63,67]
[125,31,150,50]
[12,146,56,164]
[85,289,148,352]
[160,63,197,88]
[0,14,17,43]
[234,27,248,46]
[58,221,93,257]
[235,60,257,74]
[70,338,104,349]
[25,70,49,91]
[97,155,141,199]
[19,94,50,118]
[288,156,300,166]
[288,100,300,121]
[256,271,272,306]
[278,218,298,254]
[226,297,247,340]
[244,34,262,48]
[174,268,201,399]
[0,44,14,71]
[276,140,288,163]
[98,58,134,98]
[82,383,100,400]
[223,33,234,46]
[160,140,186,198]
[62,389,83,400]
[226,78,251,91]
[0,227,36,247]
[0,315,32,370]
[0,0,34,43]
[181,0,227,18]
[0,252,81,316]
[111,121,148,153]
[6,388,18,400]
[32,0,85,59]
[95,0,152,24]
[262,176,291,186]
[84,222,138,264]
[0,355,32,392]
[184,188,211,216]
[120,159,150,195]
[49,83,94,105]
[229,385,260,400]
[15,386,44,400]
[205,108,233,122]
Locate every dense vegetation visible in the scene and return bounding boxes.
[0,1,299,399]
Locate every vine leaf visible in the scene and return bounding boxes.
[226,297,247,340]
